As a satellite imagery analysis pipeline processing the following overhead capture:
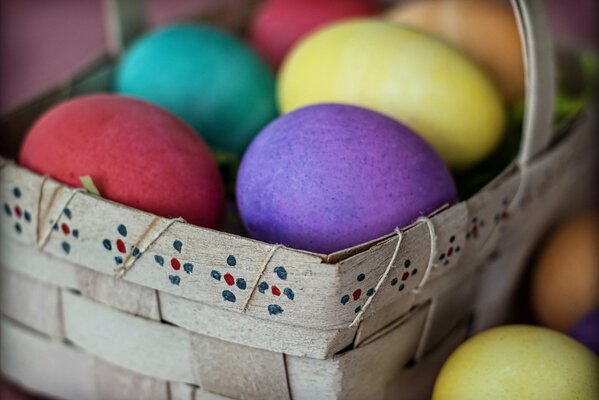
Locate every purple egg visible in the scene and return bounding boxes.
[236,104,458,253]
[570,309,599,355]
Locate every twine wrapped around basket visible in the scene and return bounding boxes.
[0,1,597,399]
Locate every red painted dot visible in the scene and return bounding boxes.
[502,211,509,219]
[352,288,362,301]
[61,223,70,235]
[447,247,453,256]
[116,239,126,254]
[472,225,478,234]
[14,206,22,218]
[272,285,281,296]
[402,271,410,281]
[224,273,234,286]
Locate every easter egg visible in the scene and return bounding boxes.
[278,20,505,170]
[249,0,378,70]
[433,325,599,400]
[236,104,457,254]
[385,0,524,104]
[570,309,599,355]
[116,24,277,155]
[532,211,599,332]
[19,94,225,228]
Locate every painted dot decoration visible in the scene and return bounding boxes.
[211,270,221,280]
[3,187,33,236]
[391,277,398,286]
[183,262,193,274]
[236,278,247,290]
[340,273,375,313]
[222,290,236,302]
[173,239,183,252]
[272,285,281,296]
[283,287,295,300]
[227,255,237,266]
[224,273,235,286]
[341,294,350,305]
[258,281,269,293]
[169,275,181,285]
[268,304,283,315]
[438,232,463,267]
[357,273,366,282]
[274,266,287,280]
[404,259,411,268]
[117,224,127,237]
[115,256,123,265]
[355,306,362,313]
[171,258,181,270]
[155,255,164,266]
[367,288,375,297]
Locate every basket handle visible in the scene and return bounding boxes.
[512,0,556,167]
[103,0,145,55]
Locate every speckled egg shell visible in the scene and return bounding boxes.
[236,103,458,254]
[19,94,225,228]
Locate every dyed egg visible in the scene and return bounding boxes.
[19,95,225,228]
[433,325,599,400]
[570,309,599,355]
[116,24,277,155]
[386,0,524,104]
[278,20,505,170]
[249,0,378,70]
[532,212,599,332]
[236,104,457,254]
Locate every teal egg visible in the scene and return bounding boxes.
[116,24,277,154]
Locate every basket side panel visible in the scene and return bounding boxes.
[160,291,356,359]
[93,357,169,400]
[0,268,64,338]
[62,290,196,384]
[189,332,290,400]
[0,316,98,400]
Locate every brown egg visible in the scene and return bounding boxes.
[385,0,525,104]
[532,212,599,332]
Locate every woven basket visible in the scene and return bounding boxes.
[0,0,597,399]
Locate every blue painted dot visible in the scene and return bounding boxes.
[183,263,193,274]
[63,208,72,220]
[169,275,181,285]
[211,270,221,280]
[404,259,411,268]
[72,229,79,239]
[3,203,12,216]
[226,255,236,266]
[132,247,141,258]
[411,268,418,276]
[14,222,22,234]
[399,284,405,291]
[102,239,112,251]
[114,256,123,265]
[236,278,247,290]
[283,287,295,300]
[13,187,21,198]
[341,294,350,305]
[274,266,287,280]
[117,224,127,237]
[355,306,362,313]
[154,255,164,266]
[268,304,283,315]
[258,281,269,293]
[222,290,236,302]
[53,222,58,231]
[24,210,31,222]
[173,240,182,253]
[357,273,365,282]
[367,288,375,297]
[391,277,398,286]
[61,241,70,254]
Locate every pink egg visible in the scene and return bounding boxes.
[19,94,225,228]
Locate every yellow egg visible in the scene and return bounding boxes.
[386,0,525,104]
[278,19,505,170]
[433,325,599,400]
[532,212,599,332]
